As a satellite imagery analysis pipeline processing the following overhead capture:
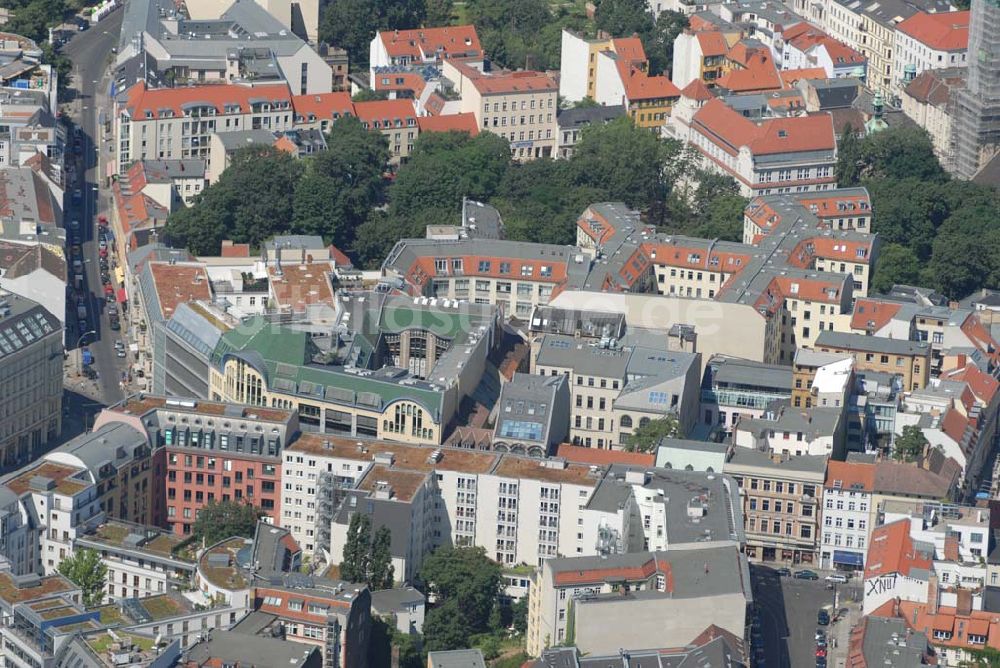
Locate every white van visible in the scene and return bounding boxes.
[825,573,849,584]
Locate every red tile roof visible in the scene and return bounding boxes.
[717,50,782,92]
[896,10,970,51]
[825,460,875,492]
[780,67,827,86]
[416,112,480,136]
[553,555,673,587]
[943,364,999,405]
[618,64,681,102]
[696,31,729,57]
[372,71,428,98]
[611,36,647,64]
[378,25,483,60]
[874,600,1000,651]
[219,241,250,258]
[125,82,291,120]
[351,99,418,125]
[291,92,354,123]
[680,78,714,101]
[940,407,972,445]
[750,113,835,154]
[865,519,933,580]
[851,298,902,332]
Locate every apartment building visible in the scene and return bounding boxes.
[815,330,932,390]
[725,448,826,564]
[527,545,751,655]
[114,81,295,175]
[247,577,371,668]
[557,105,625,158]
[0,244,65,345]
[75,520,197,602]
[820,460,876,570]
[368,25,484,81]
[281,433,601,570]
[781,23,868,79]
[492,373,571,457]
[2,419,154,575]
[893,11,969,91]
[672,30,739,89]
[115,0,331,96]
[559,30,642,103]
[901,68,965,172]
[578,464,745,556]
[822,0,956,97]
[700,356,792,434]
[0,292,62,472]
[442,60,558,160]
[667,92,838,197]
[353,99,419,163]
[534,334,701,448]
[95,395,297,534]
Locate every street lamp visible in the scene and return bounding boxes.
[77,329,96,376]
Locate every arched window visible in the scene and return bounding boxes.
[639,417,651,428]
[620,415,633,428]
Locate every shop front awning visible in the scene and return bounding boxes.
[833,550,863,567]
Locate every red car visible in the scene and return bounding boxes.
[815,648,827,658]
[103,284,114,296]
[98,215,108,226]
[99,248,108,259]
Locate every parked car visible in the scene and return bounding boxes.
[109,318,120,331]
[815,647,827,658]
[98,215,108,227]
[815,630,826,642]
[817,610,830,626]
[116,349,127,358]
[825,574,848,584]
[776,567,791,577]
[794,570,819,580]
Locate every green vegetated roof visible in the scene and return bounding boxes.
[214,317,443,414]
[378,305,466,339]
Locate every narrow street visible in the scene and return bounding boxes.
[61,9,126,409]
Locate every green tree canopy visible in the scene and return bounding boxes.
[870,243,921,295]
[624,415,682,452]
[58,548,108,608]
[419,546,502,651]
[292,115,389,249]
[340,514,395,589]
[166,145,304,255]
[594,0,655,39]
[319,0,426,67]
[191,500,263,545]
[893,425,929,462]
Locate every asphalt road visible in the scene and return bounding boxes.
[751,566,855,668]
[61,10,125,408]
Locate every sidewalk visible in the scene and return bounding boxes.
[827,589,863,667]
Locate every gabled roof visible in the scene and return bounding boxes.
[696,31,729,57]
[124,81,292,120]
[378,25,483,60]
[825,460,875,492]
[618,63,681,102]
[943,364,999,406]
[611,36,647,64]
[681,78,714,101]
[416,112,479,136]
[291,92,354,122]
[691,98,835,156]
[352,99,418,125]
[865,519,933,579]
[851,298,903,332]
[896,10,970,51]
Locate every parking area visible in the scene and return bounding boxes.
[750,566,862,668]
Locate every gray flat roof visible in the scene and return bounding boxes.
[427,649,487,668]
[815,330,931,356]
[587,465,741,546]
[725,448,828,474]
[182,630,319,667]
[709,356,792,390]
